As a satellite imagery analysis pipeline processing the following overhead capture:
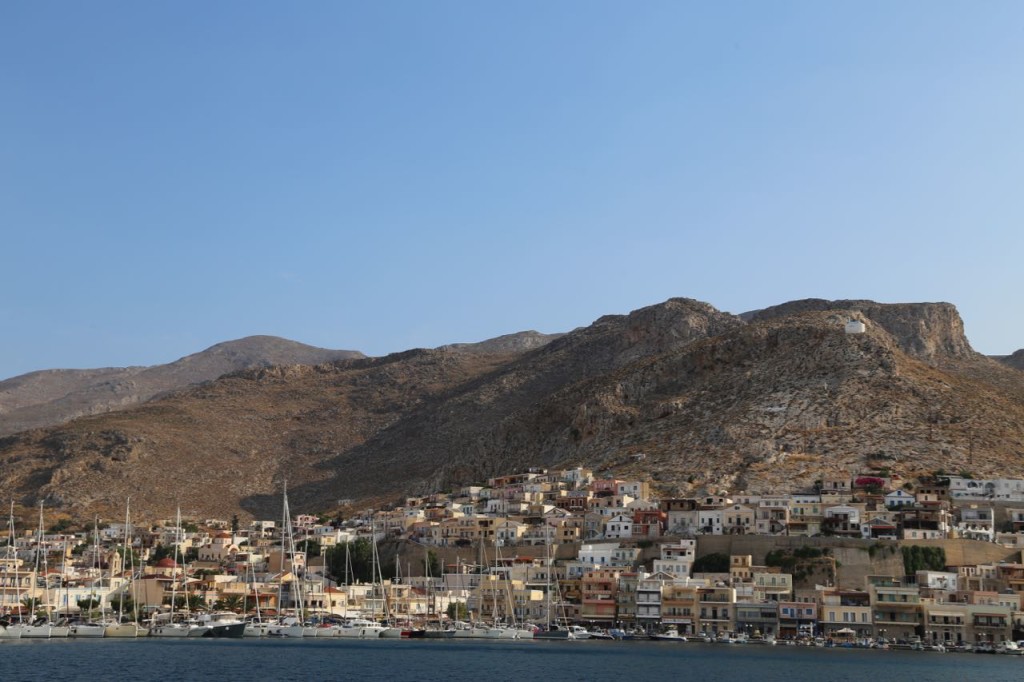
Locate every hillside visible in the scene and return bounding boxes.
[0,336,364,436]
[996,349,1024,372]
[2,297,1023,520]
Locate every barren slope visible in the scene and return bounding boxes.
[3,297,1023,520]
[0,336,364,436]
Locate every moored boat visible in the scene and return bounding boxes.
[995,641,1024,655]
[335,617,386,638]
[104,621,149,638]
[20,619,53,639]
[68,618,108,638]
[0,622,27,639]
[534,623,589,640]
[197,612,250,639]
[243,617,278,637]
[650,628,687,642]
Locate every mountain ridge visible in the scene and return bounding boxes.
[1,297,1022,520]
[0,336,364,437]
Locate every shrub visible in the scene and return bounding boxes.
[692,553,730,573]
[901,545,946,575]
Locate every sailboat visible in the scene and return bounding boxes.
[104,498,148,637]
[452,542,496,639]
[0,503,25,639]
[69,519,107,637]
[22,503,61,638]
[48,534,71,637]
[420,542,454,639]
[494,542,532,639]
[151,507,208,637]
[379,544,404,639]
[336,520,385,638]
[243,551,274,637]
[268,484,308,638]
[532,521,584,640]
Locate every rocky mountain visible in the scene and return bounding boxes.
[997,350,1024,371]
[2,298,1023,521]
[741,299,975,360]
[438,330,563,355]
[0,336,364,437]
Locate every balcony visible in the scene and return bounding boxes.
[873,612,920,624]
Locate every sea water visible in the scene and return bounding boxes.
[1,638,1021,682]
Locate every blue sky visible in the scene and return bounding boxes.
[2,2,1022,379]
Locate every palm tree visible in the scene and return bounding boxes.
[172,593,206,612]
[20,595,40,618]
[213,594,245,613]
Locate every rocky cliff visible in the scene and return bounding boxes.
[742,299,976,360]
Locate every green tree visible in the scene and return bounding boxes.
[231,514,240,534]
[427,550,442,579]
[150,543,174,562]
[109,594,135,616]
[213,595,245,612]
[194,568,222,578]
[170,594,206,611]
[902,545,946,575]
[76,597,101,611]
[48,518,74,533]
[447,602,468,620]
[691,552,730,573]
[297,539,322,558]
[115,546,141,565]
[20,595,40,615]
[326,539,393,583]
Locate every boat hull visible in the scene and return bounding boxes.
[203,622,246,638]
[104,623,148,638]
[20,624,53,639]
[423,629,455,639]
[534,631,573,640]
[69,624,106,638]
[336,625,385,638]
[0,624,25,639]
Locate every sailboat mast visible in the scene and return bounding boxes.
[169,507,181,621]
[5,503,21,624]
[123,497,139,624]
[36,502,47,621]
[278,481,287,620]
[281,482,304,623]
[93,518,105,622]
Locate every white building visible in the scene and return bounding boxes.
[946,477,1024,502]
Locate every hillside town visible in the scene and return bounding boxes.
[5,466,1024,648]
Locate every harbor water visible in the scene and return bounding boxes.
[2,638,1023,682]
